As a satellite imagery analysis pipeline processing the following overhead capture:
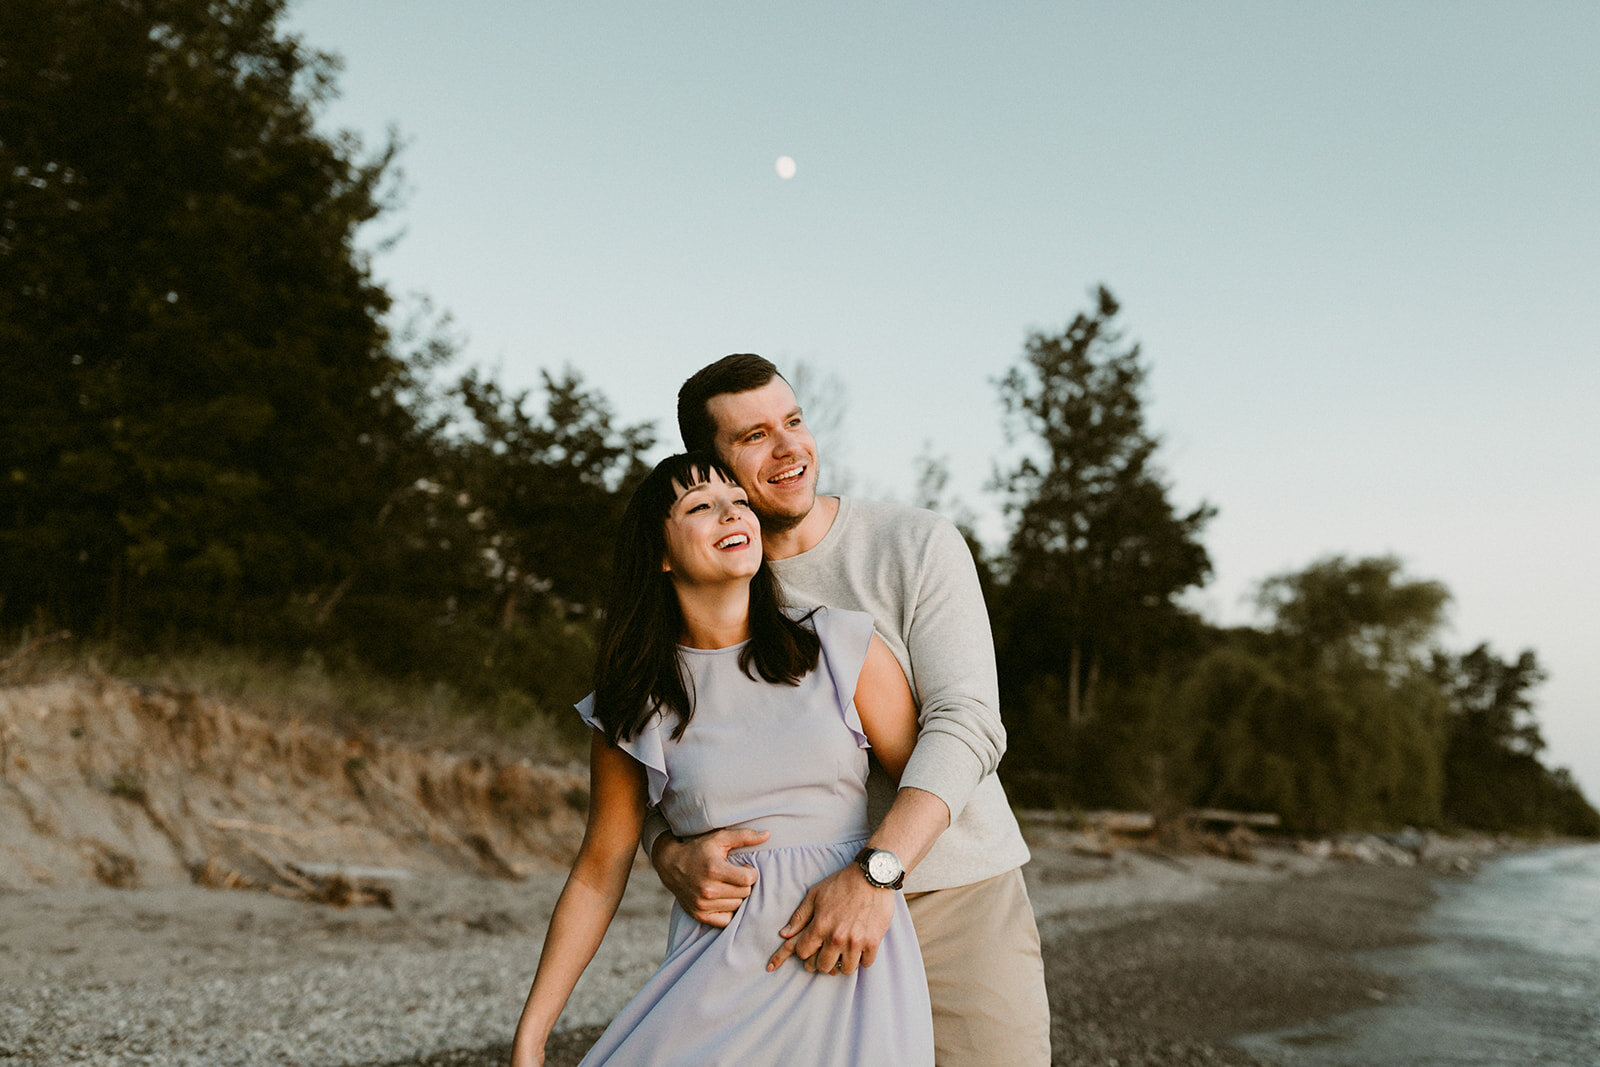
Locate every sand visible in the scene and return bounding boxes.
[0,825,1465,1067]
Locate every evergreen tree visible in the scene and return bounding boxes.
[0,0,418,639]
[1434,645,1600,836]
[992,286,1213,744]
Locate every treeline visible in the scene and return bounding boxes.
[3,0,1593,837]
[0,0,652,721]
[955,290,1597,837]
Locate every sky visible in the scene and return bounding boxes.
[283,1,1600,801]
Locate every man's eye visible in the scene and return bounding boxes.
[745,431,764,442]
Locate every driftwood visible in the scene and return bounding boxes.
[197,842,397,909]
[1185,808,1282,830]
[1020,807,1284,865]
[1019,808,1280,833]
[1135,845,1192,871]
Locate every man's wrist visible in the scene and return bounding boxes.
[650,831,682,865]
[854,846,905,890]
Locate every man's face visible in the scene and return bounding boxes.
[705,377,819,532]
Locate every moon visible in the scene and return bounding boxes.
[775,156,797,180]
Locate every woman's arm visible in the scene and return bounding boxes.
[853,633,919,782]
[509,732,648,1067]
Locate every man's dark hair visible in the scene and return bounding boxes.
[677,353,785,453]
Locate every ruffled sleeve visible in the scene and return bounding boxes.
[807,607,878,750]
[574,693,670,808]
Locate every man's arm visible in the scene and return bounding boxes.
[647,821,769,927]
[770,514,1004,972]
[894,515,1006,822]
[765,786,947,974]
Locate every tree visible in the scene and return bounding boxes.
[1257,556,1450,678]
[1242,555,1451,829]
[0,0,417,639]
[993,286,1214,732]
[450,367,654,623]
[1433,644,1600,835]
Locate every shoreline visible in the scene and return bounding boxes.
[357,856,1445,1067]
[1,833,1492,1067]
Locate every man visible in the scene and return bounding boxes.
[641,353,1051,1064]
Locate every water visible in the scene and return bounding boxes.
[1239,843,1600,1066]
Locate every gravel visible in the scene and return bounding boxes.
[0,851,1441,1066]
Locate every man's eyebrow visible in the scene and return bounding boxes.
[726,407,802,441]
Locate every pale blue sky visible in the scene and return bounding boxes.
[285,1,1600,799]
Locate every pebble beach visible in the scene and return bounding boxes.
[0,829,1469,1067]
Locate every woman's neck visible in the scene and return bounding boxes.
[674,583,752,650]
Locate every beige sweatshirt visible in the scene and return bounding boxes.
[766,497,1030,891]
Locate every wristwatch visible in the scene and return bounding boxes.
[854,847,905,890]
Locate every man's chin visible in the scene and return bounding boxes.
[754,508,807,535]
[752,496,814,535]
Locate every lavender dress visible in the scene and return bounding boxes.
[573,607,934,1066]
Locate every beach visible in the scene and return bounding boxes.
[0,677,1507,1065]
[0,824,1469,1067]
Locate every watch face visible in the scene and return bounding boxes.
[867,851,899,884]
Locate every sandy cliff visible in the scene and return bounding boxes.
[0,676,587,893]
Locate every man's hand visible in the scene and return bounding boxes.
[652,827,770,927]
[765,864,894,975]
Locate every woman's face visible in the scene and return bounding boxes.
[661,469,762,586]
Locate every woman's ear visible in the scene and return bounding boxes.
[660,556,671,573]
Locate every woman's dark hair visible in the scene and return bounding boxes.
[592,451,820,744]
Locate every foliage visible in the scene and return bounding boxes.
[1257,556,1450,677]
[1434,645,1600,836]
[0,0,418,641]
[990,286,1213,797]
[992,286,1214,729]
[0,0,651,727]
[1163,557,1450,832]
[450,367,653,618]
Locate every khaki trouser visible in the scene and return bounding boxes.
[905,867,1051,1066]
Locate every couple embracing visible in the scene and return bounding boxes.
[511,354,1050,1066]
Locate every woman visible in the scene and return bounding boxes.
[510,453,933,1066]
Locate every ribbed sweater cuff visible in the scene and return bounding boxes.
[899,734,986,823]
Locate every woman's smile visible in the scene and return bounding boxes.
[662,470,762,584]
